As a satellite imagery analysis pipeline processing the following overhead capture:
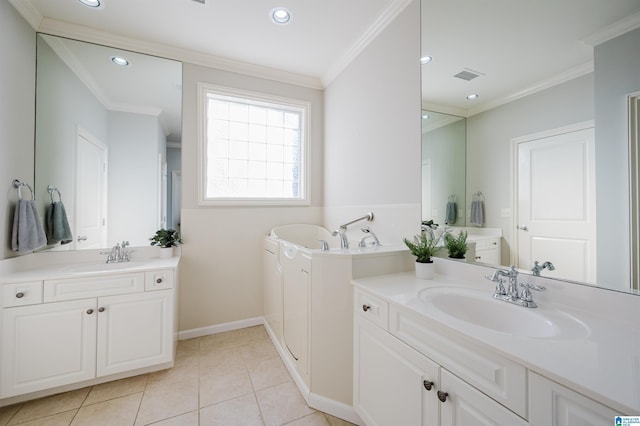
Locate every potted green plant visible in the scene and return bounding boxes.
[403,232,441,279]
[150,229,182,258]
[444,230,468,260]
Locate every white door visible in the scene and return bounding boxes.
[514,124,596,282]
[75,128,107,249]
[96,291,173,377]
[171,170,182,230]
[1,299,97,397]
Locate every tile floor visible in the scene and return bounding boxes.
[0,326,355,426]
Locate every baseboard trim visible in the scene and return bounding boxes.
[178,316,264,340]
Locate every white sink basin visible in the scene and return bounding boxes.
[418,287,590,339]
[65,261,148,275]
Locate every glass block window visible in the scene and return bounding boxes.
[198,84,309,205]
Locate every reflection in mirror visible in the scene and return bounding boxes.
[35,34,182,250]
[421,110,466,227]
[421,0,640,293]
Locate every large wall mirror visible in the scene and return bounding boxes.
[35,34,182,250]
[421,0,640,293]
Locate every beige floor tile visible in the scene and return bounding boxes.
[147,354,199,387]
[71,392,142,426]
[255,382,315,426]
[83,375,148,406]
[199,394,263,426]
[135,378,198,426]
[239,340,278,363]
[199,371,253,408]
[324,414,357,426]
[9,410,76,426]
[8,388,89,425]
[0,405,21,426]
[247,357,291,391]
[199,326,268,352]
[176,338,200,357]
[285,412,330,426]
[199,347,247,377]
[146,410,199,426]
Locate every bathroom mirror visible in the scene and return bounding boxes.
[421,110,466,227]
[35,34,182,250]
[421,0,640,293]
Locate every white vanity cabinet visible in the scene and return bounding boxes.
[471,236,501,265]
[354,287,527,426]
[529,372,619,426]
[1,268,176,399]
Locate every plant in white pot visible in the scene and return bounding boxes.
[150,229,182,258]
[444,230,468,260]
[403,232,441,279]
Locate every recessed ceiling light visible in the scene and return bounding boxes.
[78,0,101,7]
[110,56,130,67]
[422,114,430,119]
[420,56,433,65]
[271,7,291,25]
[466,94,479,100]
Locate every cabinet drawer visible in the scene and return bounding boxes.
[390,305,527,418]
[354,288,389,330]
[2,281,43,307]
[44,273,144,302]
[145,269,174,291]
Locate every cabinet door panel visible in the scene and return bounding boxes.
[354,316,439,426]
[440,369,528,426]
[1,299,96,397]
[96,291,172,377]
[529,372,619,426]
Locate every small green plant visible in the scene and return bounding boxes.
[150,229,182,248]
[403,233,441,263]
[444,230,468,259]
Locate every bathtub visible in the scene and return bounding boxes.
[267,224,336,250]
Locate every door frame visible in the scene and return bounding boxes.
[510,120,594,267]
[628,91,640,291]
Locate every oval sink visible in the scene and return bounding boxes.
[418,287,590,339]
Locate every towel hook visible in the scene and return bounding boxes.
[448,193,457,202]
[472,191,484,202]
[47,185,62,203]
[12,179,35,201]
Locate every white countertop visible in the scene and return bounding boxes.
[0,247,180,284]
[352,271,640,414]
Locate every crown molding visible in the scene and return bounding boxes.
[465,61,594,117]
[582,11,640,46]
[8,0,42,30]
[36,18,324,90]
[321,0,414,86]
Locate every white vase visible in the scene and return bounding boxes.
[415,261,434,280]
[159,247,173,258]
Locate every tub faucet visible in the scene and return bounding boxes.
[531,260,555,276]
[332,227,349,249]
[359,226,381,247]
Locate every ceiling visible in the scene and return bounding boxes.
[13,0,640,130]
[421,0,640,116]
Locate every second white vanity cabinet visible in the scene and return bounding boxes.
[354,293,527,426]
[1,269,176,399]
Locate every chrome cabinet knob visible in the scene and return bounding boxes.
[15,292,25,298]
[423,380,434,391]
[437,390,449,402]
[156,278,163,284]
[86,309,94,314]
[98,307,105,312]
[77,236,88,242]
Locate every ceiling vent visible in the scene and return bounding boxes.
[454,69,483,81]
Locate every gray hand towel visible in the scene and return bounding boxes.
[46,201,73,245]
[445,201,457,224]
[11,199,47,254]
[470,200,484,226]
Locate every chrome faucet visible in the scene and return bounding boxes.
[100,241,132,263]
[531,260,555,276]
[332,227,350,249]
[485,265,545,308]
[358,226,381,247]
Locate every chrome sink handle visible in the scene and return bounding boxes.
[318,239,329,251]
[519,283,546,308]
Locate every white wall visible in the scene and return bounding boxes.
[108,111,164,246]
[594,27,640,289]
[323,0,422,246]
[0,2,36,259]
[179,64,324,331]
[466,73,594,265]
